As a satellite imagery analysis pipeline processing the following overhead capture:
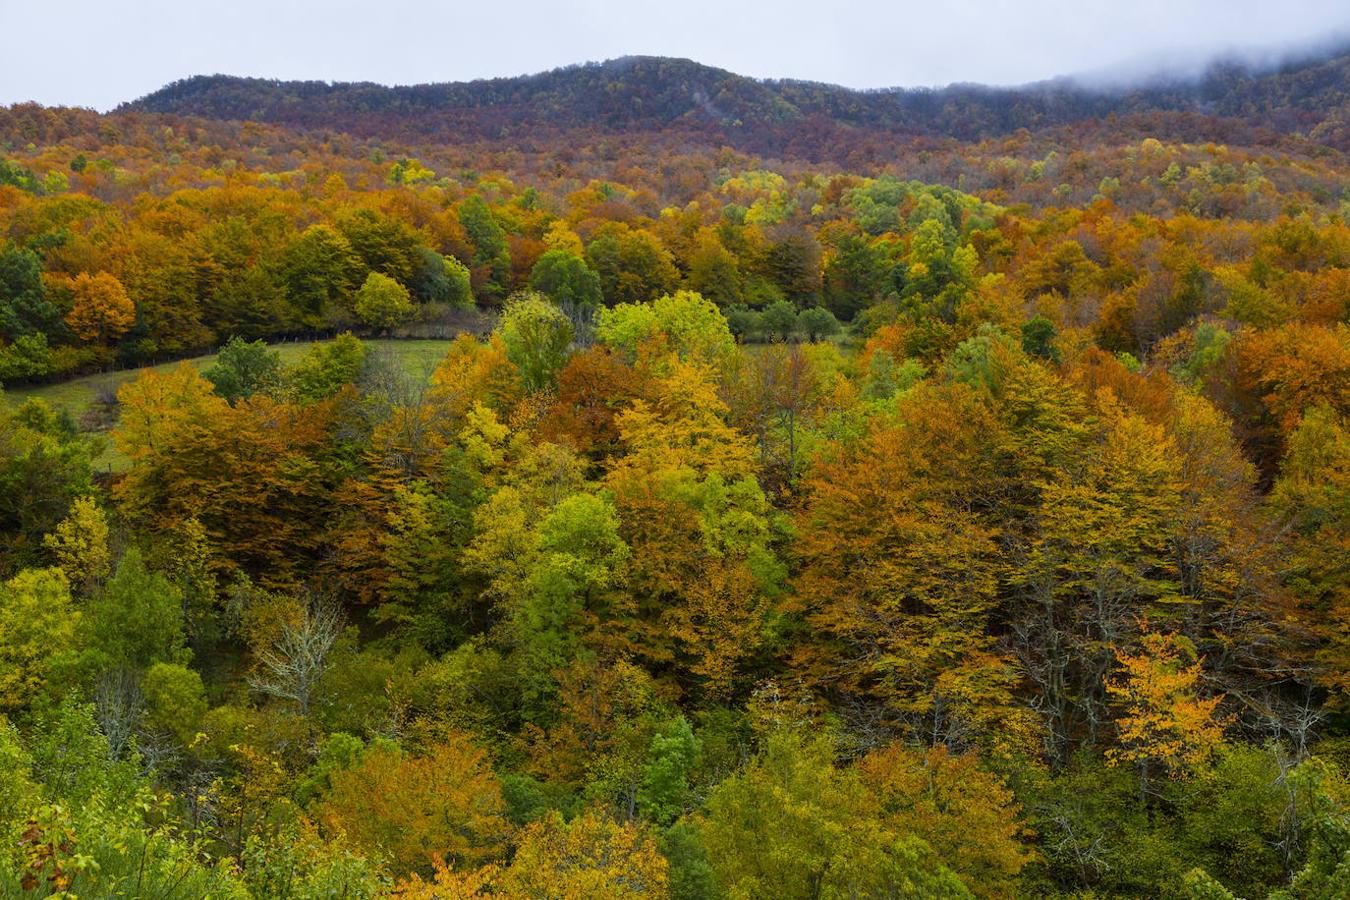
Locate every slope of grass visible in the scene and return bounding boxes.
[3,338,455,472]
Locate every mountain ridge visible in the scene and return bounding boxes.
[110,47,1350,156]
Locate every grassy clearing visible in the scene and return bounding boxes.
[4,339,454,416]
[3,338,455,472]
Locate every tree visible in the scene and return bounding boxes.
[83,548,187,673]
[0,399,94,573]
[114,367,339,587]
[1269,406,1350,707]
[1106,630,1226,776]
[794,384,1012,734]
[586,227,680,306]
[1021,314,1060,362]
[686,231,745,307]
[316,733,508,875]
[41,495,110,594]
[857,743,1034,898]
[336,208,422,284]
[529,249,604,309]
[0,333,53,382]
[797,306,840,342]
[760,300,799,342]
[278,224,363,329]
[697,729,970,899]
[288,333,368,402]
[724,305,762,342]
[247,594,343,716]
[596,291,734,365]
[1011,389,1187,761]
[354,271,414,334]
[411,248,474,308]
[636,716,701,824]
[204,335,281,403]
[823,232,890,321]
[64,272,135,344]
[0,246,60,340]
[457,196,511,301]
[141,661,207,744]
[495,809,668,898]
[0,568,79,711]
[497,292,573,392]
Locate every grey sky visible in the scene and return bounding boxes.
[3,0,1349,111]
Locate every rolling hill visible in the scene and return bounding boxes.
[118,47,1350,155]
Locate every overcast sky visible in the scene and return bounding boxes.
[4,0,1349,111]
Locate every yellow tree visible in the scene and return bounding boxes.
[793,383,1013,735]
[391,860,497,899]
[494,809,668,899]
[1012,387,1187,759]
[604,358,783,695]
[115,369,339,588]
[609,356,756,481]
[41,495,110,594]
[0,568,79,711]
[316,733,509,876]
[856,743,1035,898]
[63,271,135,344]
[1105,630,1226,776]
[1269,406,1350,708]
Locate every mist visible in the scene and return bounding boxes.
[1065,26,1350,91]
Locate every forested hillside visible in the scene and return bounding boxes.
[0,46,1348,898]
[121,48,1350,154]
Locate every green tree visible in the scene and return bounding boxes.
[457,195,512,301]
[141,661,208,744]
[596,291,734,364]
[0,568,80,711]
[336,208,422,284]
[204,336,282,403]
[1021,314,1061,362]
[760,300,799,342]
[0,399,93,573]
[41,495,110,594]
[278,224,364,329]
[637,716,700,825]
[410,248,473,308]
[288,333,368,402]
[497,292,574,392]
[697,730,970,899]
[0,247,60,340]
[353,271,414,334]
[0,333,53,382]
[586,228,681,306]
[724,305,762,342]
[83,549,187,673]
[797,306,840,342]
[530,249,604,309]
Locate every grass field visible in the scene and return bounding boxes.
[4,338,456,471]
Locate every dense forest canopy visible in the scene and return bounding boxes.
[0,44,1348,898]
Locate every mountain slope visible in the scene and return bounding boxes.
[119,49,1350,153]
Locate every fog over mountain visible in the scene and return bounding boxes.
[1066,26,1350,90]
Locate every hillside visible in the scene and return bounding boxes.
[119,48,1350,153]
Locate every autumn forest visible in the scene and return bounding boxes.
[0,44,1349,899]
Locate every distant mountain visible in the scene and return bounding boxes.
[119,49,1350,155]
